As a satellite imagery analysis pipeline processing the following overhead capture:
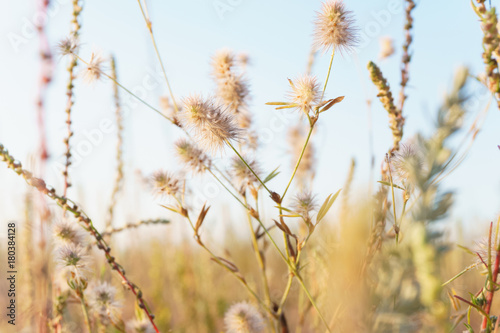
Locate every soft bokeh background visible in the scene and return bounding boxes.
[1,1,498,239]
[0,1,499,332]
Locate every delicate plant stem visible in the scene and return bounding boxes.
[136,0,180,114]
[74,54,174,124]
[106,56,124,231]
[206,168,249,210]
[244,197,276,333]
[386,155,399,243]
[296,275,332,333]
[79,296,93,333]
[226,140,273,196]
[321,48,335,101]
[282,125,314,200]
[182,213,275,317]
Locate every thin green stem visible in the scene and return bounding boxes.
[226,140,273,196]
[321,48,335,101]
[244,197,276,333]
[74,54,174,124]
[206,168,249,210]
[296,275,332,333]
[387,156,399,243]
[79,295,93,333]
[183,213,274,317]
[277,273,294,315]
[136,0,180,113]
[282,125,314,200]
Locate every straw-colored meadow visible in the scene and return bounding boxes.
[1,0,500,332]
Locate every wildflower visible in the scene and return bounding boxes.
[151,171,181,197]
[53,220,84,245]
[181,95,240,152]
[212,49,250,114]
[175,138,211,174]
[390,143,421,183]
[56,243,91,285]
[287,75,321,113]
[231,156,261,190]
[212,49,235,79]
[82,52,104,83]
[126,318,155,333]
[224,302,264,333]
[89,282,122,324]
[313,0,358,53]
[57,36,79,56]
[379,37,395,59]
[293,191,318,221]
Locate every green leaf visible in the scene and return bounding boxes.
[275,206,293,213]
[316,189,341,223]
[276,104,299,110]
[265,102,289,106]
[377,181,405,190]
[263,166,280,184]
[159,204,179,214]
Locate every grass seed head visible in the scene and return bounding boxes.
[313,0,358,53]
[224,302,264,333]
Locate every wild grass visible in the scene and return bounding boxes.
[0,0,500,332]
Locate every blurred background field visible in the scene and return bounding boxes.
[0,0,500,332]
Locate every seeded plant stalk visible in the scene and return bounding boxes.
[0,145,161,333]
[101,219,170,237]
[106,56,124,231]
[136,0,180,114]
[398,0,416,112]
[62,0,83,197]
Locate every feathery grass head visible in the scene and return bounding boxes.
[53,220,84,245]
[126,318,156,333]
[287,75,321,113]
[231,156,261,190]
[151,171,181,198]
[212,49,235,79]
[212,49,251,114]
[390,143,422,183]
[224,302,264,333]
[181,95,241,152]
[89,282,122,323]
[293,191,318,221]
[313,0,358,53]
[58,36,79,56]
[82,52,105,83]
[56,243,91,285]
[175,138,211,174]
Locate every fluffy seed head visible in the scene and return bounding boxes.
[224,302,264,333]
[82,52,104,83]
[287,75,321,113]
[89,282,122,323]
[293,191,318,220]
[231,156,261,190]
[126,318,156,333]
[58,36,79,56]
[181,95,241,152]
[53,220,84,245]
[212,49,235,79]
[313,0,358,53]
[56,243,91,284]
[390,143,422,183]
[151,171,181,197]
[175,138,211,173]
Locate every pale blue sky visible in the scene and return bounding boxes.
[0,1,499,239]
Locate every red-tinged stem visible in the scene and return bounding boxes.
[482,248,500,329]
